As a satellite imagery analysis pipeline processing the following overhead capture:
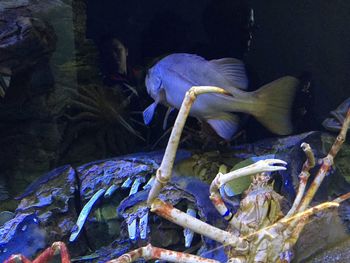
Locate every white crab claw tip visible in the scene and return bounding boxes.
[129,177,146,196]
[184,208,196,247]
[276,160,287,165]
[128,218,137,241]
[139,211,149,239]
[269,166,287,171]
[265,159,287,165]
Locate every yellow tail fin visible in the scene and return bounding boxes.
[253,76,299,135]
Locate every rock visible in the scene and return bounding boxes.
[306,236,350,263]
[294,210,349,262]
[322,97,350,132]
[0,213,46,262]
[0,14,56,75]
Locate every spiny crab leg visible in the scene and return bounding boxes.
[286,142,315,217]
[283,107,350,247]
[279,192,350,252]
[209,165,235,221]
[243,193,349,242]
[4,255,31,263]
[246,108,350,250]
[147,86,230,204]
[297,107,350,213]
[107,244,220,263]
[151,199,248,249]
[5,242,70,263]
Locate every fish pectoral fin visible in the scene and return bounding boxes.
[207,114,240,140]
[163,107,175,130]
[143,102,158,125]
[210,58,248,90]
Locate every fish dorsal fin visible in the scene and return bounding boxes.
[143,102,158,125]
[210,58,248,90]
[207,113,240,140]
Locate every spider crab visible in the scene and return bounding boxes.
[110,86,350,263]
[5,86,350,263]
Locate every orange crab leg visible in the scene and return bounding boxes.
[5,242,70,263]
[283,191,350,249]
[108,244,220,263]
[4,255,32,263]
[151,199,248,249]
[209,165,235,221]
[32,242,70,263]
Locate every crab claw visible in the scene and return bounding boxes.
[254,159,287,172]
[217,158,287,187]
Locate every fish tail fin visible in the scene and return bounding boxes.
[253,76,299,135]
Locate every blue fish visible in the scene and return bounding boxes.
[143,53,299,140]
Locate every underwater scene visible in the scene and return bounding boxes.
[0,0,350,262]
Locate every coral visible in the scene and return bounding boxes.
[60,84,143,159]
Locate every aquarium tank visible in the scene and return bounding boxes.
[0,0,349,262]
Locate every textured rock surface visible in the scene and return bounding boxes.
[0,0,140,203]
[307,236,350,263]
[0,133,349,262]
[0,0,76,201]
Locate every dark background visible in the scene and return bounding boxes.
[86,0,350,136]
